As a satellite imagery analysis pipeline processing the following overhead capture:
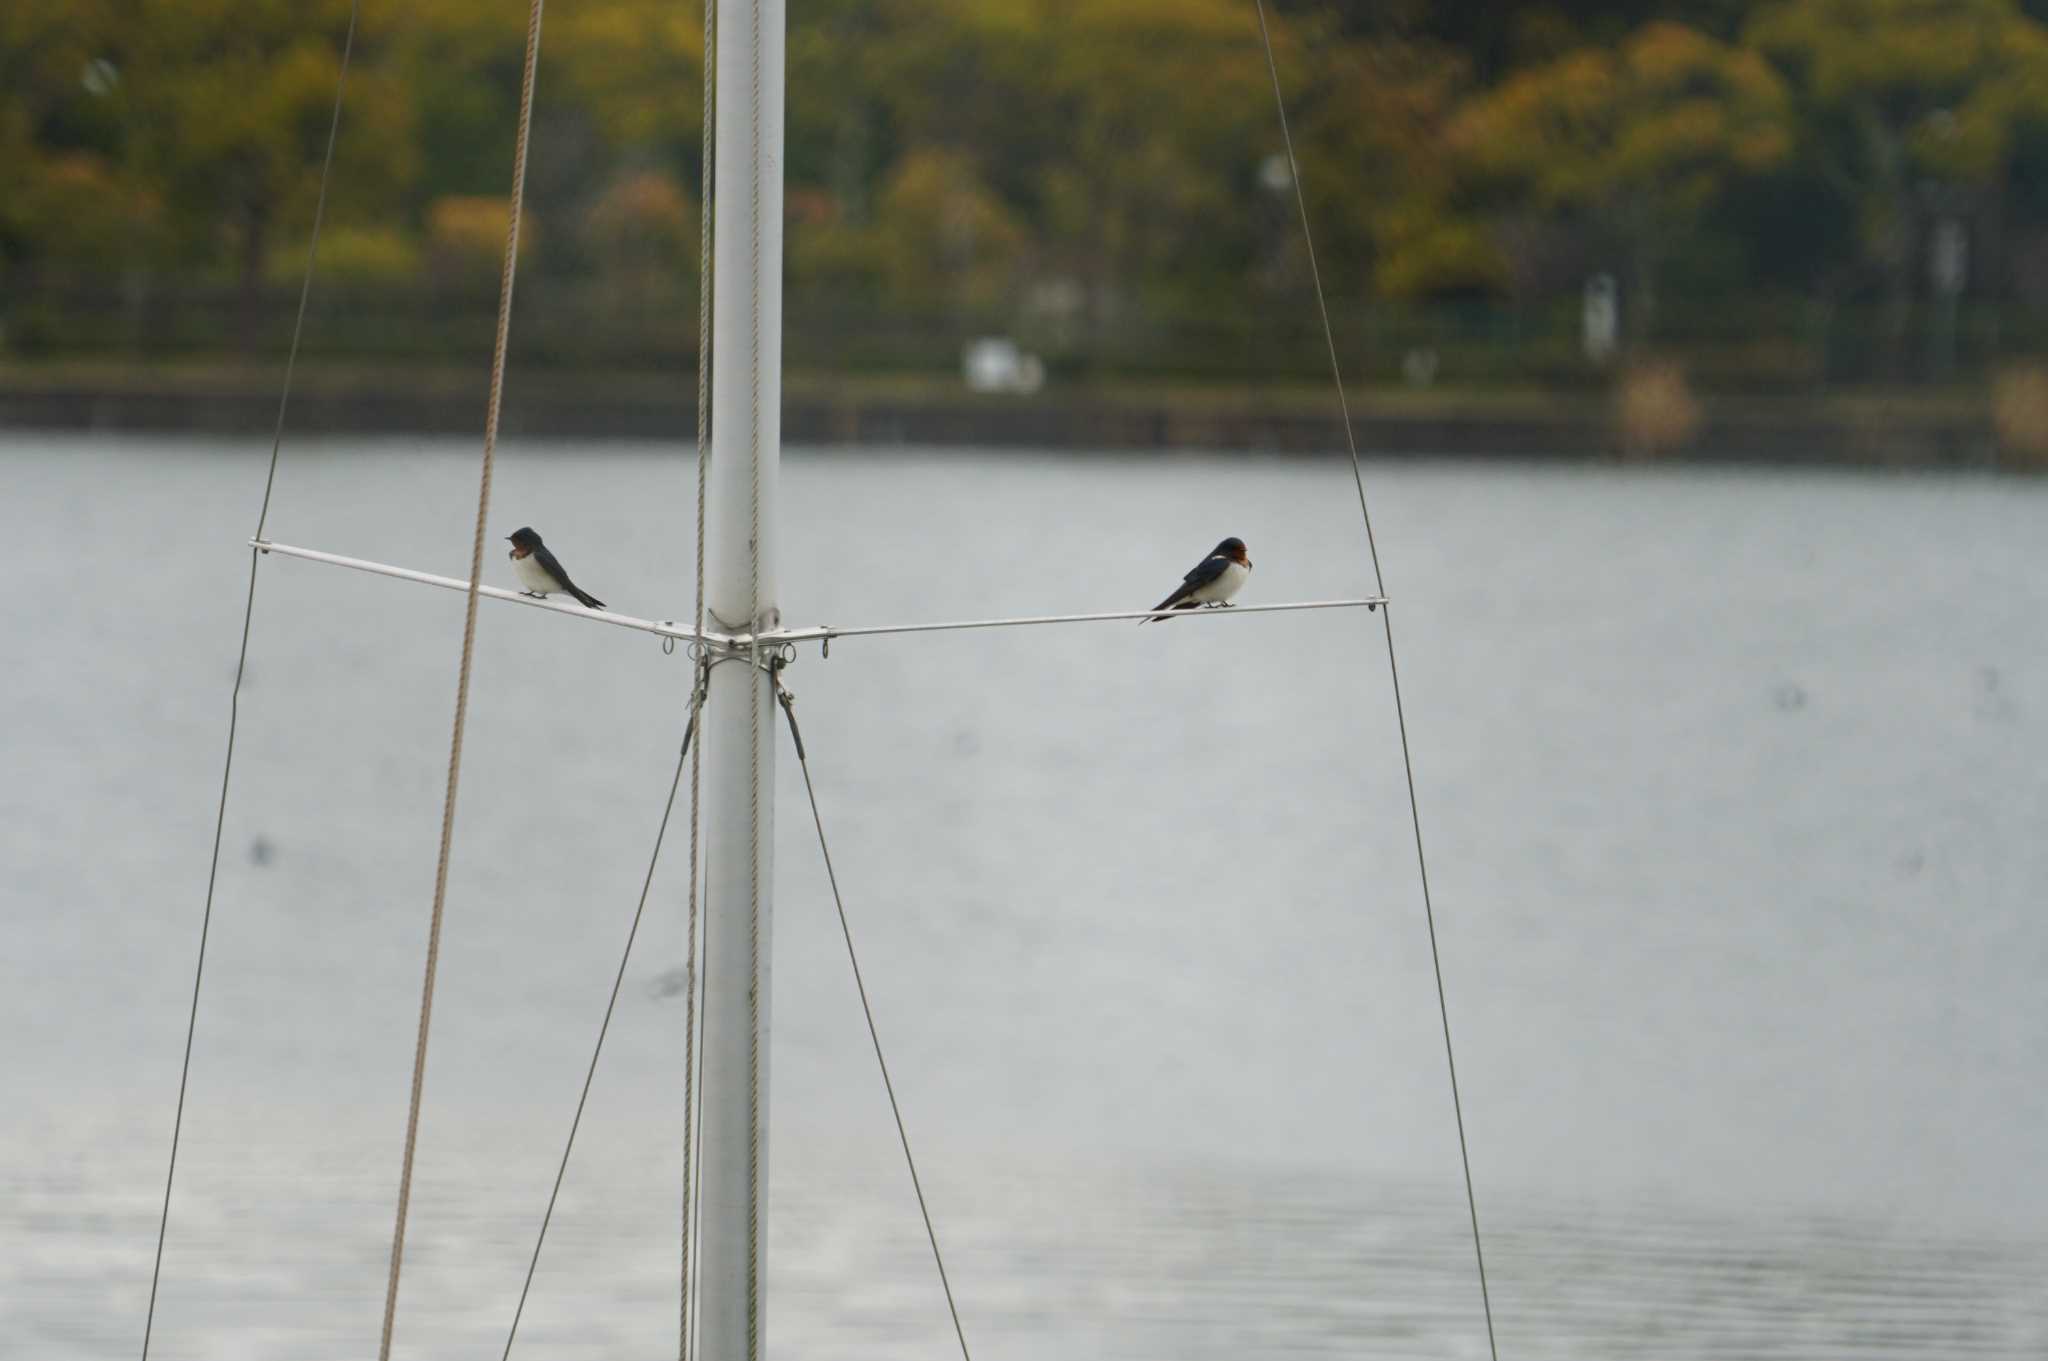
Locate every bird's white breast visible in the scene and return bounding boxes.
[512,552,559,594]
[1189,558,1250,605]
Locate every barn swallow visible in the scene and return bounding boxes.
[506,527,605,609]
[1141,536,1251,623]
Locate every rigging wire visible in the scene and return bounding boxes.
[500,689,705,1360]
[773,679,975,1361]
[376,0,547,1354]
[1246,5,1501,1360]
[680,0,717,1351]
[139,3,360,1357]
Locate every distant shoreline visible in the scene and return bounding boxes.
[0,364,2019,469]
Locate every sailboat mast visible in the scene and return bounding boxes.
[697,0,785,1355]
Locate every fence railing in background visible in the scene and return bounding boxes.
[2,273,2042,390]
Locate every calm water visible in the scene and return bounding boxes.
[2,434,2044,1359]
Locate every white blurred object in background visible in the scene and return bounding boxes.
[963,337,1046,394]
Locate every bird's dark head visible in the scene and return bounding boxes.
[1217,536,1250,567]
[507,527,541,550]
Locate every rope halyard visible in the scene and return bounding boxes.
[1247,5,1501,1361]
[501,686,704,1360]
[680,0,716,1351]
[773,677,975,1361]
[744,643,764,1361]
[377,0,547,1354]
[142,4,360,1358]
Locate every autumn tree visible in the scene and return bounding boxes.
[1746,0,2048,357]
[104,0,417,349]
[0,0,139,275]
[1029,0,1274,322]
[1283,33,1481,301]
[1444,20,1790,334]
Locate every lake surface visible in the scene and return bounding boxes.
[3,434,2044,1359]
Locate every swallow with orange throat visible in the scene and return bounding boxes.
[506,527,606,609]
[1142,536,1251,623]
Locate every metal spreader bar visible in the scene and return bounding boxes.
[254,538,1386,652]
[775,597,1388,649]
[252,539,708,645]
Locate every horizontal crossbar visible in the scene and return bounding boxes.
[253,538,1387,651]
[253,539,707,643]
[778,596,1386,648]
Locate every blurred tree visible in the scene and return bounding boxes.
[873,148,1028,309]
[1283,35,1481,301]
[1747,0,2048,362]
[1295,1,1759,78]
[395,0,618,284]
[267,224,419,284]
[583,169,697,303]
[111,0,417,349]
[782,0,901,300]
[785,0,878,222]
[426,194,535,285]
[397,0,528,201]
[8,154,160,276]
[556,0,849,293]
[1,0,131,273]
[551,0,705,159]
[1032,0,1271,322]
[17,0,2048,383]
[1445,21,1790,335]
[778,0,1280,338]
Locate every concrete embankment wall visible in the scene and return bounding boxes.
[0,375,2013,468]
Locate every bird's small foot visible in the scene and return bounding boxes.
[521,590,545,599]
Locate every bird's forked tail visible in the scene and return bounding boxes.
[1138,595,1197,625]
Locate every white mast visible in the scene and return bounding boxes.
[697,0,784,1356]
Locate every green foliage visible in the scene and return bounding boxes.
[551,0,704,155]
[267,224,420,284]
[584,171,696,267]
[7,0,2048,372]
[6,152,160,272]
[121,0,417,262]
[874,149,1028,308]
[1741,0,2048,369]
[1,0,125,266]
[1748,1,2048,239]
[1440,21,1789,324]
[425,194,533,282]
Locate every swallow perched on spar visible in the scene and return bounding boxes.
[506,526,606,609]
[1141,536,1251,623]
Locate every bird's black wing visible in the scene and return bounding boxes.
[535,544,606,609]
[532,543,574,591]
[1179,553,1230,589]
[1144,551,1228,621]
